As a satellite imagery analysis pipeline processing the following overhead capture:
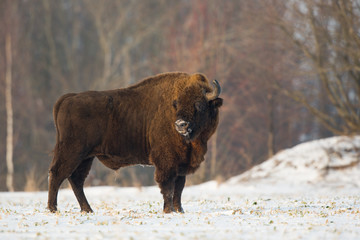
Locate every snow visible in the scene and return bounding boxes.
[1,136,360,239]
[227,135,360,190]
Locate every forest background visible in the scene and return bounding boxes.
[1,0,359,191]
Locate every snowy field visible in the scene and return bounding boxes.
[1,183,360,240]
[1,136,360,239]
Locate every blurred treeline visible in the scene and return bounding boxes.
[1,0,359,191]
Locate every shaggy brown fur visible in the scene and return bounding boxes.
[47,72,222,213]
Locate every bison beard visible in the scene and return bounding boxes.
[47,72,222,213]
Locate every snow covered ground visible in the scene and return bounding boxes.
[1,136,360,239]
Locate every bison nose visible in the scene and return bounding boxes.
[175,119,189,129]
[175,119,191,136]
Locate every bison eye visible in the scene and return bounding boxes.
[172,100,178,109]
[195,102,205,112]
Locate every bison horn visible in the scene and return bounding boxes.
[205,79,221,101]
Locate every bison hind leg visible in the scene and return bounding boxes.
[48,147,92,213]
[68,157,94,213]
[47,154,75,213]
[47,168,62,212]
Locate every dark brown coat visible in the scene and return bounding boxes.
[47,72,222,213]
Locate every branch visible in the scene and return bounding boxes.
[273,81,345,135]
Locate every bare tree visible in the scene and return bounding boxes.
[5,33,14,192]
[270,0,360,135]
[85,0,177,89]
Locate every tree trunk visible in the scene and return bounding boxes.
[267,91,275,158]
[5,33,14,192]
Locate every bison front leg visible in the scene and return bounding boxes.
[173,176,186,213]
[155,168,176,213]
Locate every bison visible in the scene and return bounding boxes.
[47,72,222,213]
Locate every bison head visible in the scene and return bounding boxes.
[173,78,222,142]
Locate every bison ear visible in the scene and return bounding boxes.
[210,98,223,108]
[173,100,178,109]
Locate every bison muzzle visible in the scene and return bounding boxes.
[47,72,222,213]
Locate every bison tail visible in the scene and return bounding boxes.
[52,93,76,150]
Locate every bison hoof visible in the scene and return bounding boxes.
[163,206,175,214]
[175,207,184,214]
[163,206,184,214]
[47,206,58,213]
[81,208,93,213]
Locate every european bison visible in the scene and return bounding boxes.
[47,72,222,213]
